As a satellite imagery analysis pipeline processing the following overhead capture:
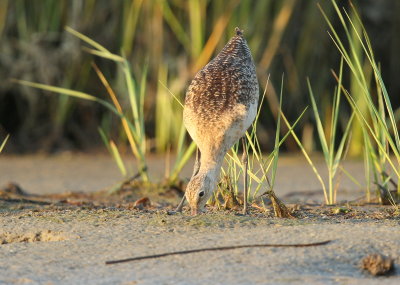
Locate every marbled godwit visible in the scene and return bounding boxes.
[178,27,259,215]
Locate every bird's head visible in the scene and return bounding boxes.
[185,173,213,215]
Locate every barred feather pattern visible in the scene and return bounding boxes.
[185,29,258,123]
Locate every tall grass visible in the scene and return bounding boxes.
[13,28,144,182]
[320,1,400,200]
[307,62,354,204]
[278,1,400,205]
[15,27,196,185]
[216,78,307,209]
[155,64,184,154]
[7,1,397,153]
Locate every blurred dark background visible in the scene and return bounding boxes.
[0,0,399,154]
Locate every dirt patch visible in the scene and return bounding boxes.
[0,230,80,244]
[361,253,395,276]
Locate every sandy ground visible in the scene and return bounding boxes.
[0,153,367,201]
[0,154,399,284]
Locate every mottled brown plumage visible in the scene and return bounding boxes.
[185,28,258,122]
[183,27,259,215]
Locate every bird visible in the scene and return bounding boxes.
[177,27,259,215]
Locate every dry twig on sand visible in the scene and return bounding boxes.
[106,240,332,264]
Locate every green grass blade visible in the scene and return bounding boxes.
[169,141,197,183]
[65,26,110,53]
[332,112,354,176]
[109,140,127,177]
[98,127,111,153]
[15,79,98,102]
[261,107,309,165]
[281,111,328,204]
[14,78,149,176]
[271,75,284,188]
[159,81,184,108]
[342,87,399,177]
[0,134,9,153]
[138,63,148,153]
[82,47,124,62]
[344,7,400,151]
[307,79,329,159]
[339,165,362,188]
[122,0,144,55]
[158,0,190,52]
[189,0,204,58]
[123,61,142,141]
[329,57,344,160]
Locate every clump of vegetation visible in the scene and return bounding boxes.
[320,0,400,204]
[275,1,400,207]
[299,62,354,205]
[214,77,307,215]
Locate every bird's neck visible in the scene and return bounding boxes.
[198,154,225,185]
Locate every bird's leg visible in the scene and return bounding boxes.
[242,137,249,215]
[174,147,201,212]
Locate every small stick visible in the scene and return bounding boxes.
[105,240,332,265]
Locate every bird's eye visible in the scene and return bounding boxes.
[199,191,205,197]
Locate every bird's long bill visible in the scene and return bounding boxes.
[191,207,199,216]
